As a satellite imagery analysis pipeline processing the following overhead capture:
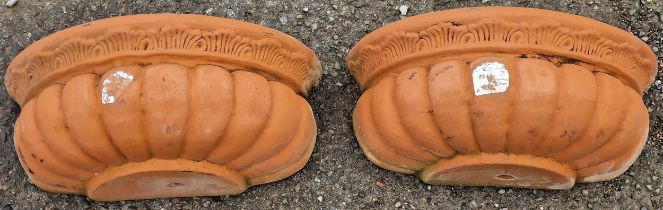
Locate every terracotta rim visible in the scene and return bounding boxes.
[5,14,322,105]
[347,7,657,93]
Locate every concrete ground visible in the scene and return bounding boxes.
[0,0,662,209]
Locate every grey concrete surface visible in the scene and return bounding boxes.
[0,0,661,209]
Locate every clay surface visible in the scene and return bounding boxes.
[1,1,662,209]
[348,7,657,189]
[6,14,320,201]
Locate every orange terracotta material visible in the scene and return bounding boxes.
[5,14,321,201]
[347,7,657,189]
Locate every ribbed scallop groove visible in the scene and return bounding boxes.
[548,70,599,159]
[15,130,84,191]
[391,71,442,159]
[553,73,629,164]
[183,66,237,160]
[501,59,517,153]
[92,75,130,164]
[121,67,152,161]
[20,101,93,185]
[36,85,106,173]
[371,75,437,163]
[419,68,444,156]
[571,76,629,162]
[573,87,645,169]
[201,70,238,161]
[398,68,455,158]
[136,68,151,160]
[466,61,491,153]
[241,98,312,178]
[63,74,128,166]
[355,89,422,172]
[205,71,274,165]
[23,101,93,181]
[227,82,302,170]
[180,65,195,159]
[524,63,561,154]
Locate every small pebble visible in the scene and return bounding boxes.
[641,36,649,42]
[91,5,97,12]
[582,190,589,196]
[498,189,505,194]
[470,200,478,208]
[646,185,653,190]
[317,196,323,202]
[653,47,659,52]
[399,5,408,16]
[395,202,402,208]
[654,80,661,86]
[4,0,17,7]
[374,179,386,188]
[303,7,309,12]
[314,177,321,182]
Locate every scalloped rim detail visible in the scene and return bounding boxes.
[346,7,657,93]
[5,14,322,105]
[419,153,576,190]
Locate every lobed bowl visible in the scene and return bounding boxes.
[347,7,657,189]
[5,14,321,201]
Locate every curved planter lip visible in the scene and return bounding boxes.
[5,13,322,105]
[347,6,657,93]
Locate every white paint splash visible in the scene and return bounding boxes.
[101,70,134,104]
[399,5,409,16]
[472,61,510,96]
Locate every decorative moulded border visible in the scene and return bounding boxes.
[5,14,321,105]
[347,16,656,93]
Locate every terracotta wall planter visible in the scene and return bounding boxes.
[347,7,657,189]
[4,14,321,201]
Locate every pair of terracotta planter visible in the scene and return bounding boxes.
[4,7,657,201]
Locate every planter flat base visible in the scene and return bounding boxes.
[419,153,575,190]
[86,159,247,201]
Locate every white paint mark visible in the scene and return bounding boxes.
[399,5,408,16]
[101,70,134,104]
[4,0,17,8]
[472,61,510,96]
